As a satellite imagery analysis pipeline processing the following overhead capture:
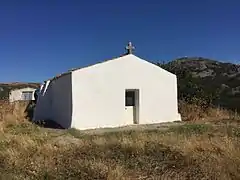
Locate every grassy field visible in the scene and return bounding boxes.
[0,101,239,179]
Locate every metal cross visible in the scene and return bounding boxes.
[125,42,135,54]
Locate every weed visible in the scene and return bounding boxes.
[0,101,239,179]
[168,123,213,135]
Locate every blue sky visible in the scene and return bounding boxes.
[0,0,240,82]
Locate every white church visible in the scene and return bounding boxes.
[33,42,181,130]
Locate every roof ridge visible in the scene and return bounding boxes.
[48,53,129,82]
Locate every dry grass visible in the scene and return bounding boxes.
[0,101,239,179]
[179,100,240,122]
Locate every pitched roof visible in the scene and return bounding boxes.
[1,83,40,91]
[47,53,129,82]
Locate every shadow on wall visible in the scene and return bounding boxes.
[24,100,64,129]
[50,74,73,129]
[32,74,73,129]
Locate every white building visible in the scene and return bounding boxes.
[34,43,181,130]
[9,87,37,102]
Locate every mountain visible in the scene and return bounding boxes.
[1,57,240,112]
[157,57,240,112]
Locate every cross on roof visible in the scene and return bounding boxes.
[125,42,135,54]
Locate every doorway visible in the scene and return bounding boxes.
[125,89,139,124]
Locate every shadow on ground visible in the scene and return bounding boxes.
[33,120,64,129]
[24,100,64,129]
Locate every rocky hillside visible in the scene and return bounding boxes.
[0,82,40,100]
[1,57,240,112]
[158,57,240,112]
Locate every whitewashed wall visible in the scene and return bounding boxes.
[33,81,54,121]
[34,74,72,128]
[9,87,36,102]
[51,73,72,128]
[71,54,181,130]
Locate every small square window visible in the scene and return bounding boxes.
[21,91,33,100]
[125,91,135,106]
